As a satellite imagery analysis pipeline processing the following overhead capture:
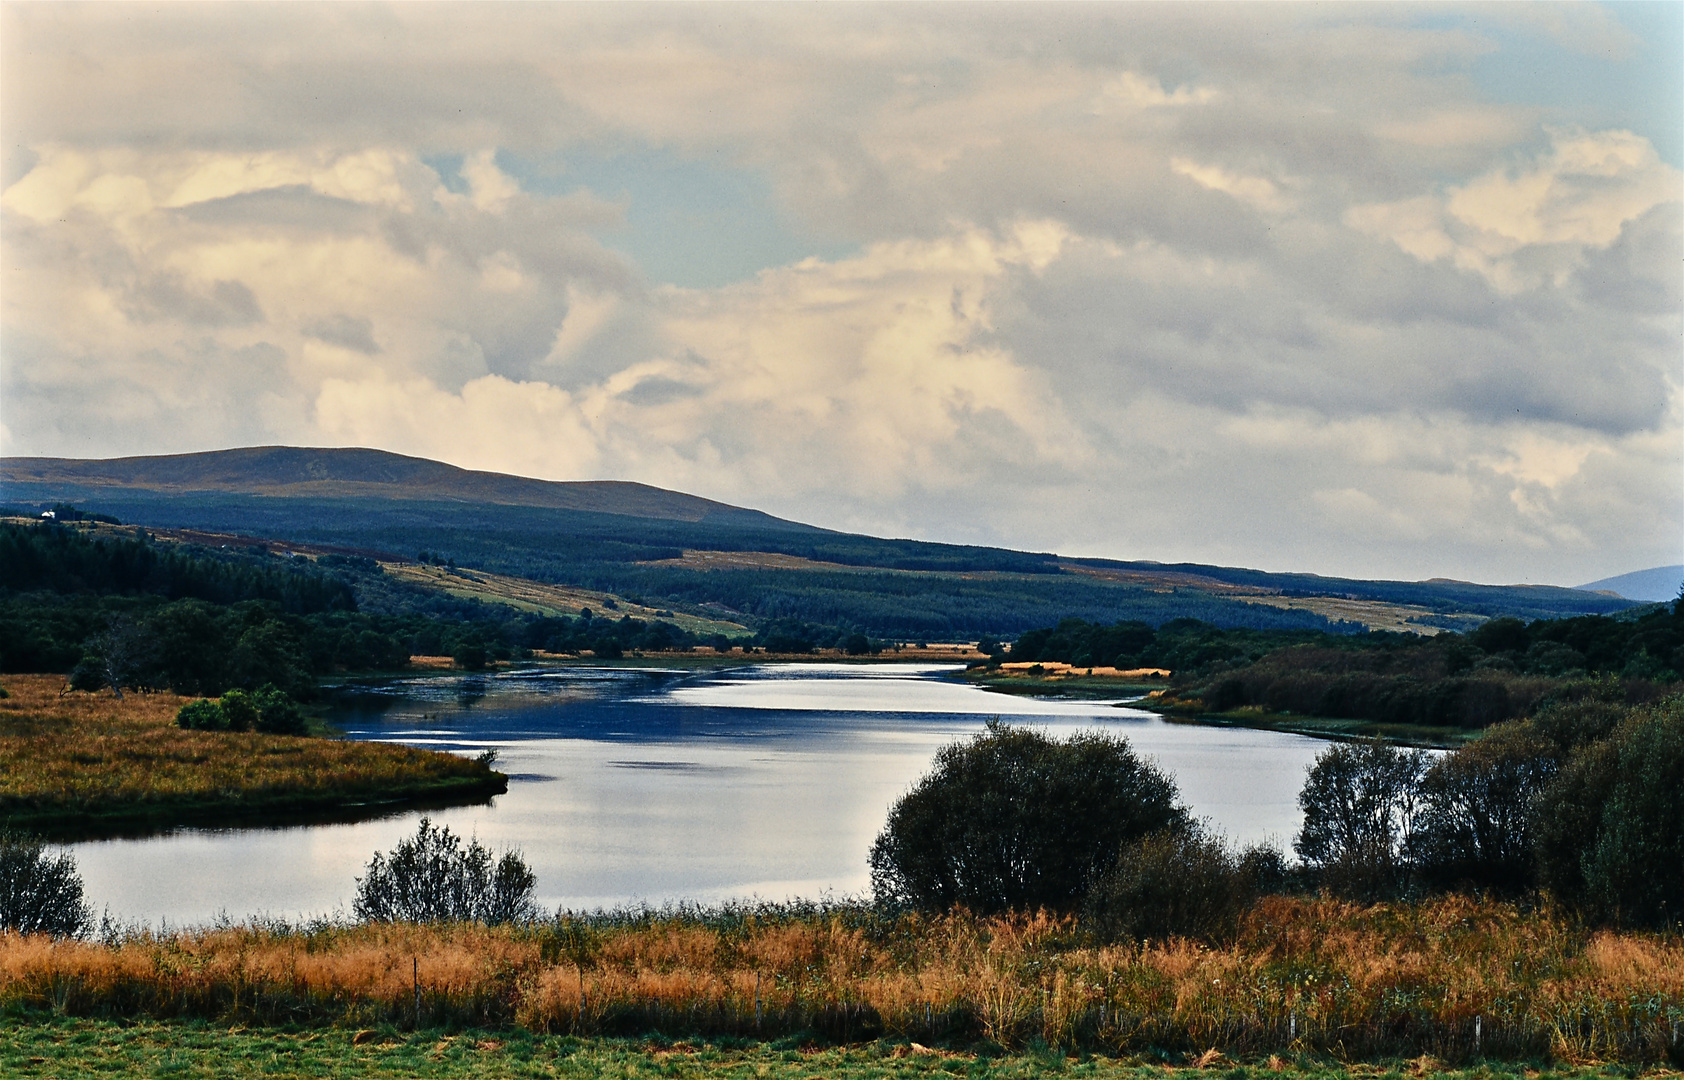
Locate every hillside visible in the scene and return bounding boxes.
[1,447,1641,639]
[0,446,813,530]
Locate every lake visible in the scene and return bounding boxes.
[68,663,1330,925]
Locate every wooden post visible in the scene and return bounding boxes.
[754,972,763,1031]
[413,957,420,1029]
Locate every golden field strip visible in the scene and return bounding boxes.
[2,899,1679,1064]
[379,563,751,639]
[0,675,503,835]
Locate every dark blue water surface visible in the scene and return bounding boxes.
[69,663,1328,925]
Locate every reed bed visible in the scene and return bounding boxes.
[3,898,1679,1064]
[0,674,498,831]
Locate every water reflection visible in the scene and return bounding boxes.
[69,663,1331,926]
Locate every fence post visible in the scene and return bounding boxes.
[1475,1015,1482,1056]
[412,957,420,1029]
[755,972,763,1031]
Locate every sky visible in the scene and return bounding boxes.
[2,2,1679,587]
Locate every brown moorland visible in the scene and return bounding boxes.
[2,898,1679,1063]
[0,674,505,836]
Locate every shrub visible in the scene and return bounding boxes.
[218,688,259,731]
[0,830,92,938]
[1085,827,1288,944]
[869,722,1186,914]
[1413,721,1557,894]
[175,698,226,730]
[1294,741,1428,899]
[353,817,540,925]
[251,683,307,735]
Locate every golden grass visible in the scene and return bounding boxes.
[2,898,1678,1063]
[379,562,749,638]
[0,674,500,831]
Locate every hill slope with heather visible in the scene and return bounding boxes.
[1,447,1641,639]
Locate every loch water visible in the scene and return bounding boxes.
[69,663,1331,925]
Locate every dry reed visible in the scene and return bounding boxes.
[0,674,497,830]
[2,897,1678,1063]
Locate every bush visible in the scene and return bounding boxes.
[353,817,540,925]
[869,722,1187,914]
[218,688,259,732]
[178,686,307,734]
[1295,741,1428,899]
[1534,697,1684,927]
[175,698,226,730]
[1085,827,1288,944]
[251,683,307,735]
[0,830,92,937]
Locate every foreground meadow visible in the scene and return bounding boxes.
[4,1020,1679,1080]
[0,675,504,835]
[3,899,1679,1065]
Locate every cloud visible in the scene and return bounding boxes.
[1347,127,1681,293]
[1,5,1678,586]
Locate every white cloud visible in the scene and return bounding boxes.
[1171,158,1290,213]
[2,5,1678,586]
[1347,127,1681,292]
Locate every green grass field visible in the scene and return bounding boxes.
[3,1017,1674,1080]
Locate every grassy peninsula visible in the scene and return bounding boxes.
[0,675,505,837]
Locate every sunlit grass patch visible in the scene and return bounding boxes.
[0,674,502,835]
[2,899,1679,1065]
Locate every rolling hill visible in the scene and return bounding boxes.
[0,446,811,529]
[1,447,1642,639]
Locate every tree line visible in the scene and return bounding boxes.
[870,695,1682,935]
[1002,603,1683,730]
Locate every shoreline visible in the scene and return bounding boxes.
[963,668,1476,748]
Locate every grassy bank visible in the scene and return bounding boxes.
[1146,703,1482,750]
[2,899,1679,1064]
[3,1020,1676,1080]
[0,675,506,838]
[962,670,1484,748]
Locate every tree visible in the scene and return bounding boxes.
[1295,741,1427,899]
[70,618,160,698]
[1534,699,1684,927]
[353,818,540,925]
[0,831,92,938]
[869,723,1186,914]
[1413,722,1557,894]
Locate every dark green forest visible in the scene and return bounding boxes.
[0,522,750,693]
[1003,604,1683,730]
[0,521,914,692]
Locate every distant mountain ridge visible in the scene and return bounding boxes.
[0,447,815,531]
[0,445,1643,635]
[1575,565,1684,604]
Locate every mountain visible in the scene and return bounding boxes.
[1,447,1644,638]
[1575,566,1684,603]
[0,446,812,530]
